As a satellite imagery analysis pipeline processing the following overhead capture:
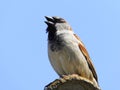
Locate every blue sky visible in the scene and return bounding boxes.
[0,0,120,90]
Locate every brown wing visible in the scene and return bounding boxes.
[74,34,98,82]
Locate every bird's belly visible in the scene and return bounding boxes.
[48,44,91,77]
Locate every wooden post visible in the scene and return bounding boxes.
[44,74,101,90]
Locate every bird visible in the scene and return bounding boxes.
[45,16,99,87]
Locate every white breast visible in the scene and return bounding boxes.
[48,30,92,78]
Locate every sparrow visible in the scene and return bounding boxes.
[45,16,99,87]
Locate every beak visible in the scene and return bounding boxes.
[44,16,55,26]
[45,16,54,22]
[44,21,54,26]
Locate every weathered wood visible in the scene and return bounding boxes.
[44,74,101,90]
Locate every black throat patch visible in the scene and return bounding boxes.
[48,34,64,52]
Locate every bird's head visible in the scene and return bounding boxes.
[45,16,72,33]
[45,16,72,40]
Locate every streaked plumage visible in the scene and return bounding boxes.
[45,16,99,87]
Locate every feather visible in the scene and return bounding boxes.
[74,34,98,82]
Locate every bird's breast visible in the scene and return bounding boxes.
[48,38,90,76]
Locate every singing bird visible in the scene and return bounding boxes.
[45,16,99,87]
